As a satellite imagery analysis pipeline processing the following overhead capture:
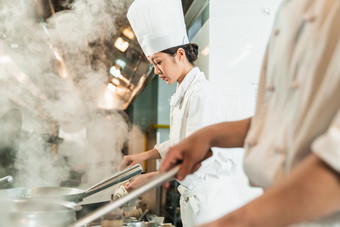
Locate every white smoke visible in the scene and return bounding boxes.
[0,0,133,188]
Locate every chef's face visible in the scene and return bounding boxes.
[148,51,183,85]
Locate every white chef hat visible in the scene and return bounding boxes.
[127,0,189,57]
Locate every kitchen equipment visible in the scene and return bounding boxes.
[0,164,143,202]
[137,208,149,221]
[0,108,22,178]
[146,214,157,223]
[127,222,159,227]
[0,199,76,227]
[100,207,123,227]
[0,108,22,149]
[73,165,180,227]
[124,208,143,219]
[0,175,13,188]
[146,214,164,224]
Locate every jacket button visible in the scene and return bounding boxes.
[266,84,275,92]
[245,140,257,149]
[290,80,299,89]
[303,13,316,23]
[274,147,284,155]
[274,28,280,36]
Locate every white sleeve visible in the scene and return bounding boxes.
[154,139,171,159]
[312,110,340,172]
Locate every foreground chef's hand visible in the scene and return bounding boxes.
[124,172,159,192]
[196,216,238,227]
[119,154,143,171]
[159,129,213,181]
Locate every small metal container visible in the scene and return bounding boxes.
[127,222,159,227]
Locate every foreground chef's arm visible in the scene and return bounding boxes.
[160,118,251,180]
[208,118,251,148]
[199,154,340,227]
[143,148,162,160]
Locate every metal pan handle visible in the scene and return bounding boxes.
[73,165,180,227]
[83,164,143,197]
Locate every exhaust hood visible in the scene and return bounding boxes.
[0,0,153,116]
[0,0,202,116]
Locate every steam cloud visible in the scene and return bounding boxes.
[0,0,133,189]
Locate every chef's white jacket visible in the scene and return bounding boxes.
[244,0,340,226]
[155,67,244,226]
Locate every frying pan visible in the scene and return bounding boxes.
[0,164,143,202]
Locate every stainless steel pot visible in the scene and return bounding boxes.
[0,164,142,202]
[0,199,76,227]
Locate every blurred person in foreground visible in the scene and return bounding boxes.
[160,0,340,226]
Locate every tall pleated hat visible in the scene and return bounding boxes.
[127,0,189,57]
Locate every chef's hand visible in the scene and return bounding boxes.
[119,154,143,171]
[196,216,238,227]
[124,172,159,192]
[159,129,213,181]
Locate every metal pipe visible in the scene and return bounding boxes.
[72,165,179,227]
[0,176,13,188]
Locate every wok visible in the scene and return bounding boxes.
[0,164,142,202]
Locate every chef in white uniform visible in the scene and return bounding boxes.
[119,0,249,226]
[160,0,340,226]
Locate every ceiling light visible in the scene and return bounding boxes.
[115,59,126,69]
[114,37,129,52]
[107,83,117,92]
[110,65,121,78]
[122,28,135,40]
[111,78,120,86]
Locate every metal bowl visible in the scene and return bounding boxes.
[126,222,159,227]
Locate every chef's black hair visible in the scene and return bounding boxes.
[161,43,199,65]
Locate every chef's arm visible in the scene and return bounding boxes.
[140,148,161,160]
[200,154,340,227]
[119,148,161,170]
[208,118,251,148]
[160,118,251,179]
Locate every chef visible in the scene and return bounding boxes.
[119,0,250,226]
[160,0,340,226]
